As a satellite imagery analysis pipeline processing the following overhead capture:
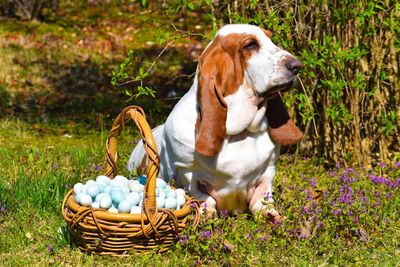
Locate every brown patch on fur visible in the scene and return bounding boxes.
[195,34,258,157]
[260,28,273,39]
[266,95,303,145]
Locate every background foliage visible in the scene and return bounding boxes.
[125,0,400,166]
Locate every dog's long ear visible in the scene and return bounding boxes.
[266,94,303,145]
[195,36,243,157]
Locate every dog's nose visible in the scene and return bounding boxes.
[285,59,302,75]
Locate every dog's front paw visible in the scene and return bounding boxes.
[261,206,285,224]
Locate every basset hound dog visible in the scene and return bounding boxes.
[128,24,303,216]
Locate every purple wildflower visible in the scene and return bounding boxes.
[329,170,335,176]
[199,230,211,239]
[179,234,189,244]
[299,233,307,239]
[51,163,58,170]
[336,162,341,169]
[0,202,6,215]
[395,161,400,168]
[378,162,386,168]
[47,242,54,253]
[310,177,317,188]
[386,192,391,198]
[220,209,229,218]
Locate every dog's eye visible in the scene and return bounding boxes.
[243,40,259,51]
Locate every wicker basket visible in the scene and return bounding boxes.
[62,106,201,256]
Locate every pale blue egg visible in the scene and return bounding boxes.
[125,192,140,206]
[156,196,165,209]
[118,200,132,213]
[86,184,100,198]
[156,178,167,189]
[80,194,92,207]
[110,180,124,187]
[128,180,139,192]
[110,186,122,193]
[177,195,186,206]
[114,175,129,185]
[130,206,142,214]
[175,188,186,196]
[166,189,177,198]
[96,175,111,185]
[131,183,144,193]
[96,183,106,193]
[73,183,83,194]
[103,186,111,195]
[95,193,107,203]
[74,193,82,204]
[99,194,112,209]
[165,197,177,209]
[110,190,124,205]
[91,202,100,209]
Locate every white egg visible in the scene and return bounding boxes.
[108,206,118,213]
[86,179,96,185]
[74,193,82,204]
[99,194,112,209]
[121,186,130,194]
[96,175,111,185]
[164,185,172,192]
[114,175,129,184]
[73,183,83,194]
[177,195,186,206]
[176,204,181,211]
[155,188,162,197]
[125,192,141,206]
[118,200,132,213]
[175,188,186,196]
[130,206,142,214]
[156,196,165,209]
[131,183,144,193]
[156,178,167,189]
[86,184,100,198]
[166,190,177,198]
[165,197,177,209]
[80,194,92,207]
[159,190,166,200]
[91,202,100,209]
[81,185,87,195]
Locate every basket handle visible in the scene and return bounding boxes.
[105,105,160,217]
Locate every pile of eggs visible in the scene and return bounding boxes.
[72,175,187,214]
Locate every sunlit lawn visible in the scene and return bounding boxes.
[0,118,399,266]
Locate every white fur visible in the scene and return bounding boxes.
[128,24,298,214]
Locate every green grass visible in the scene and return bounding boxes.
[0,118,399,266]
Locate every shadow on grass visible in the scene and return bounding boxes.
[2,45,198,128]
